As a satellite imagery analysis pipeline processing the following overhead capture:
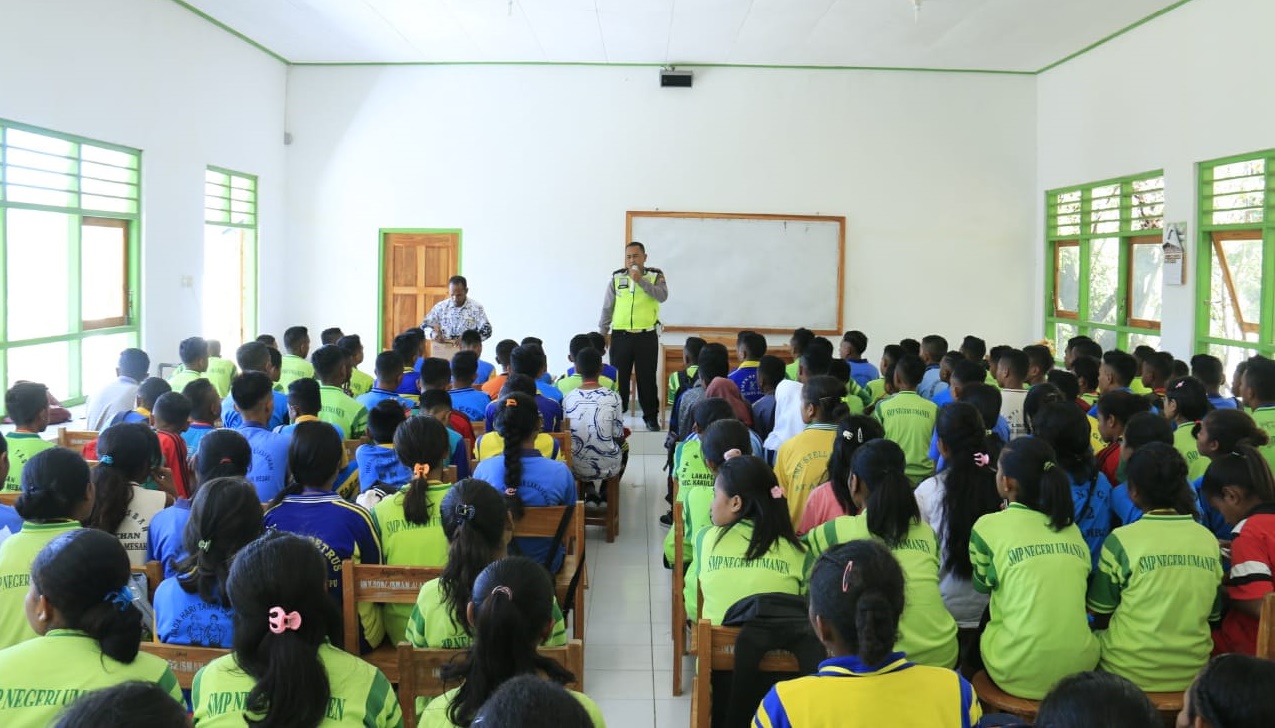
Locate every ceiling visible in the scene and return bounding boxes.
[180,0,1188,72]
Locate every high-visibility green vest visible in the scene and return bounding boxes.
[611,268,661,330]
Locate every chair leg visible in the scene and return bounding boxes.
[672,617,684,696]
[606,475,620,543]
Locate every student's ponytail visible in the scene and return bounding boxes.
[395,415,452,525]
[443,557,573,727]
[1201,444,1275,503]
[828,416,884,516]
[495,393,540,519]
[194,429,252,484]
[1126,443,1198,517]
[1201,409,1271,454]
[804,375,849,424]
[935,403,1000,578]
[439,481,509,634]
[809,541,904,666]
[271,421,342,509]
[15,448,91,521]
[714,456,803,561]
[87,423,157,534]
[30,529,143,663]
[851,439,920,548]
[175,478,263,606]
[999,437,1075,531]
[229,531,342,728]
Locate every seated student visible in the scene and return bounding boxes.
[0,529,181,726]
[1032,402,1115,569]
[513,343,564,406]
[1047,368,1081,408]
[785,328,815,381]
[728,331,768,404]
[256,333,278,349]
[154,477,263,648]
[166,336,210,394]
[664,413,754,568]
[357,350,416,414]
[1023,344,1054,388]
[970,437,1099,700]
[230,371,293,502]
[473,675,595,728]
[520,336,555,386]
[86,348,151,431]
[321,327,345,346]
[751,355,786,443]
[421,558,603,728]
[1031,672,1162,728]
[766,337,836,453]
[914,403,1002,631]
[0,449,90,651]
[220,342,288,430]
[927,351,964,409]
[86,423,174,565]
[776,376,847,525]
[3,382,55,492]
[799,416,883,535]
[55,680,192,728]
[1129,345,1156,395]
[1063,335,1102,368]
[1200,444,1275,656]
[406,481,567,651]
[455,329,494,386]
[356,400,414,496]
[841,330,879,389]
[927,361,1011,471]
[181,379,220,452]
[995,348,1031,438]
[484,371,562,438]
[1069,355,1102,411]
[959,334,990,374]
[273,378,345,440]
[153,392,194,501]
[1087,349,1140,418]
[584,331,620,383]
[900,338,921,357]
[337,334,374,397]
[556,334,615,397]
[1181,654,1275,728]
[266,345,284,390]
[191,531,400,727]
[917,335,950,401]
[805,439,958,668]
[675,343,731,443]
[873,354,939,485]
[310,344,368,438]
[561,347,625,492]
[370,415,455,644]
[864,344,902,407]
[1163,376,1215,481]
[418,390,475,480]
[1194,408,1268,539]
[667,336,705,411]
[0,441,18,547]
[1240,355,1275,472]
[481,338,519,400]
[1110,412,1175,526]
[1141,351,1175,404]
[450,351,494,421]
[754,540,980,728]
[473,393,575,571]
[393,331,426,404]
[1094,390,1151,486]
[263,421,384,651]
[148,429,252,579]
[685,454,807,624]
[423,357,479,445]
[107,376,170,427]
[1086,443,1222,693]
[706,375,755,430]
[277,325,314,390]
[203,339,236,397]
[1193,353,1240,411]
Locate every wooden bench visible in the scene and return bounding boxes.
[57,427,98,454]
[580,474,621,543]
[139,642,231,690]
[396,639,583,728]
[971,671,1183,724]
[131,559,163,604]
[691,619,800,728]
[671,500,687,695]
[341,561,441,682]
[0,492,16,507]
[513,503,587,640]
[343,437,367,464]
[1257,591,1275,659]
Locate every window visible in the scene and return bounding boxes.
[1045,172,1165,356]
[203,167,257,348]
[0,119,140,407]
[1196,150,1275,375]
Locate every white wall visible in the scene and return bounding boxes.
[1037,0,1275,358]
[0,0,286,379]
[284,64,1037,364]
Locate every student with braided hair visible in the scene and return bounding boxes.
[472,393,575,572]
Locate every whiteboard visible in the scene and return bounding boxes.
[628,213,844,333]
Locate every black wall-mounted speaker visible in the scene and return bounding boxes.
[660,69,693,88]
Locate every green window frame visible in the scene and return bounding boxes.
[203,166,258,345]
[1195,149,1275,372]
[0,118,141,409]
[1045,171,1166,356]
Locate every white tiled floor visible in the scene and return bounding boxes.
[582,425,691,728]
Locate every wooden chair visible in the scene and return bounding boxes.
[471,421,485,438]
[671,500,687,695]
[139,642,231,690]
[690,619,800,728]
[442,465,457,483]
[549,431,573,470]
[0,492,16,507]
[971,671,1183,724]
[343,438,366,464]
[131,560,163,604]
[580,473,621,543]
[396,640,584,728]
[1256,592,1275,659]
[341,561,442,682]
[513,503,587,640]
[56,427,98,454]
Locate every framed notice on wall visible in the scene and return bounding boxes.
[1163,222,1187,286]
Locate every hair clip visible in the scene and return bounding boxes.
[218,457,234,464]
[98,455,114,466]
[197,539,213,552]
[1042,461,1055,472]
[723,448,743,461]
[505,398,518,407]
[973,453,990,468]
[770,485,785,500]
[268,606,302,634]
[413,463,431,480]
[491,585,513,600]
[103,586,132,612]
[505,487,517,497]
[841,560,855,593]
[456,503,476,522]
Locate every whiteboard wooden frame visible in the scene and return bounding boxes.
[625,211,846,335]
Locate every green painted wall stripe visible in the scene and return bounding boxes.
[1036,0,1198,74]
[165,0,289,65]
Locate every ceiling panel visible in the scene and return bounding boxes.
[181,0,1187,70]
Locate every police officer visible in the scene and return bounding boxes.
[599,241,668,431]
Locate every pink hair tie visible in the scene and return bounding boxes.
[723,449,743,461]
[770,486,785,500]
[268,606,302,634]
[973,453,990,468]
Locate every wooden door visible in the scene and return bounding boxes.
[381,232,459,350]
